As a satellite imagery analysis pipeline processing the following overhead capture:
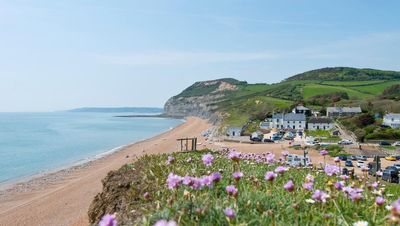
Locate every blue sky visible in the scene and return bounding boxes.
[0,0,399,111]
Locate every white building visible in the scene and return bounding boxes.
[268,113,306,130]
[308,117,334,131]
[326,106,362,117]
[292,105,311,115]
[383,113,400,128]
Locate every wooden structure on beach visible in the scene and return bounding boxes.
[177,137,197,151]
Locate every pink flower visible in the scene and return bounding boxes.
[305,174,314,183]
[211,172,222,183]
[302,182,313,191]
[334,181,345,191]
[223,208,236,219]
[99,214,117,226]
[200,175,213,187]
[166,156,175,165]
[166,173,182,189]
[266,153,275,163]
[281,150,289,157]
[228,151,241,162]
[232,171,243,181]
[202,154,214,167]
[312,190,329,203]
[348,191,363,202]
[375,196,385,206]
[334,157,340,162]
[153,220,177,226]
[264,171,277,182]
[320,150,328,156]
[283,180,295,192]
[226,185,238,197]
[275,166,287,174]
[390,199,400,216]
[340,175,349,180]
[324,164,340,176]
[371,182,379,189]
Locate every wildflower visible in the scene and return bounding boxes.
[340,175,350,180]
[389,199,400,216]
[99,214,117,226]
[371,181,379,189]
[284,180,295,192]
[349,191,363,202]
[302,182,313,191]
[305,174,314,183]
[281,150,289,157]
[375,196,385,206]
[202,154,214,167]
[311,190,329,203]
[183,176,194,186]
[334,157,340,162]
[228,151,241,162]
[275,166,287,174]
[320,150,328,156]
[211,172,222,183]
[166,156,175,165]
[232,171,243,181]
[324,164,340,176]
[200,175,213,187]
[143,192,150,200]
[223,208,236,219]
[264,171,277,182]
[334,181,345,191]
[226,185,238,197]
[153,220,177,226]
[166,173,182,189]
[266,153,275,163]
[353,221,368,226]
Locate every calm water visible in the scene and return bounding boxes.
[0,112,182,183]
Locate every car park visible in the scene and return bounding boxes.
[345,160,354,167]
[350,156,357,161]
[356,161,365,168]
[392,141,400,147]
[382,166,399,183]
[338,155,347,161]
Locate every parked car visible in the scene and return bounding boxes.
[356,161,365,168]
[345,160,354,167]
[382,166,399,183]
[379,141,392,146]
[263,138,274,143]
[385,156,397,161]
[393,164,400,171]
[338,155,348,161]
[392,141,400,147]
[350,155,357,161]
[338,140,353,145]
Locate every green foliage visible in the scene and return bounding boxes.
[381,84,400,100]
[176,78,247,97]
[103,151,400,225]
[286,67,400,81]
[365,128,400,140]
[306,92,349,106]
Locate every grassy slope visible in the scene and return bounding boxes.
[91,151,400,225]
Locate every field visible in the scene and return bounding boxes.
[303,84,373,99]
[91,150,400,226]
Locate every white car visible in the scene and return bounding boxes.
[392,141,400,147]
[338,139,353,145]
[356,161,365,168]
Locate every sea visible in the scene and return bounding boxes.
[0,112,182,184]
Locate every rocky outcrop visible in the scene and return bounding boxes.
[164,78,245,118]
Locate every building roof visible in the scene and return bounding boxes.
[272,113,305,121]
[326,107,362,113]
[295,105,309,111]
[308,117,333,124]
[384,113,400,119]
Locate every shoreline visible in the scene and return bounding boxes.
[0,117,212,226]
[0,118,186,193]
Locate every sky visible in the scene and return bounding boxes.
[0,0,400,111]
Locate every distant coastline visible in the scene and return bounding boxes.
[114,114,184,119]
[68,107,164,113]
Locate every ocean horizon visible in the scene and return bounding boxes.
[0,111,182,184]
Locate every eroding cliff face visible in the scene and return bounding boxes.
[164,79,245,118]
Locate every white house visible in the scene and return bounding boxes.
[383,113,400,128]
[326,106,362,117]
[226,127,242,137]
[292,105,311,115]
[268,113,306,130]
[307,117,334,131]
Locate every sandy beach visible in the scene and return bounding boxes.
[0,117,213,226]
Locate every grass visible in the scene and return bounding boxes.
[320,80,386,87]
[96,150,400,225]
[350,80,400,95]
[303,84,373,99]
